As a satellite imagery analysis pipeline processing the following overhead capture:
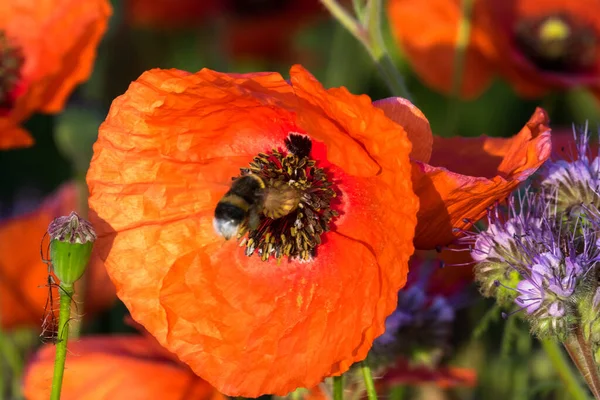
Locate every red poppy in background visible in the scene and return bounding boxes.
[125,0,325,61]
[23,335,225,400]
[0,183,115,329]
[87,65,419,396]
[387,0,600,99]
[368,252,477,393]
[224,0,326,60]
[382,361,477,389]
[374,98,552,249]
[0,0,111,150]
[125,0,219,29]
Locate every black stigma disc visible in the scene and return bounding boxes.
[285,133,312,159]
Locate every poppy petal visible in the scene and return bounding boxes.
[0,183,115,329]
[0,0,111,148]
[372,97,433,163]
[23,336,225,400]
[0,123,33,150]
[387,0,498,98]
[87,65,418,396]
[411,108,551,249]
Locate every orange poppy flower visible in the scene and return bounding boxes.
[0,0,111,149]
[0,183,115,329]
[87,65,419,396]
[387,0,600,99]
[374,98,552,249]
[23,335,226,400]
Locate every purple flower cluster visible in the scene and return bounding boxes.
[369,264,457,367]
[466,126,600,338]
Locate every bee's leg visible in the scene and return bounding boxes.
[247,206,261,230]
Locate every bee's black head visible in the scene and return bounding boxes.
[285,133,312,159]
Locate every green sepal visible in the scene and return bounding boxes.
[49,239,93,285]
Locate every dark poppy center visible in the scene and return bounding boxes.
[228,0,291,17]
[0,31,24,111]
[514,14,597,73]
[236,133,338,261]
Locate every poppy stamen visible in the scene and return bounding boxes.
[235,133,339,261]
[514,14,598,73]
[0,31,24,112]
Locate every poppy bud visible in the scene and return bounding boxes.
[47,211,96,286]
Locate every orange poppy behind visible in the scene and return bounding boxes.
[87,65,419,396]
[23,335,225,400]
[375,98,552,249]
[0,0,111,149]
[0,183,115,330]
[387,0,600,99]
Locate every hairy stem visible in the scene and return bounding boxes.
[320,0,411,99]
[564,326,600,399]
[50,284,75,400]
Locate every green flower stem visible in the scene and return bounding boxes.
[333,375,344,400]
[68,178,90,340]
[360,362,378,400]
[50,284,75,400]
[542,339,589,400]
[444,0,474,135]
[564,327,600,399]
[450,0,474,98]
[320,0,411,99]
[0,330,24,397]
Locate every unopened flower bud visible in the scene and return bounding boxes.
[540,126,600,215]
[580,287,600,343]
[47,211,96,286]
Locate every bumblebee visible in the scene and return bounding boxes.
[213,174,301,240]
[213,133,311,240]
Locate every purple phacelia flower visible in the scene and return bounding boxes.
[541,125,600,213]
[369,263,459,368]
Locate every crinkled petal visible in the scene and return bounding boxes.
[372,97,433,163]
[87,65,418,396]
[23,336,225,400]
[387,0,497,98]
[0,183,115,329]
[412,108,551,249]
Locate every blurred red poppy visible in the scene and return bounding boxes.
[124,0,219,29]
[23,335,225,400]
[224,0,326,60]
[0,183,115,329]
[125,0,325,61]
[0,0,111,149]
[87,65,419,396]
[387,0,600,99]
[374,98,552,249]
[382,360,477,389]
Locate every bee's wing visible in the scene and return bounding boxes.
[263,186,300,219]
